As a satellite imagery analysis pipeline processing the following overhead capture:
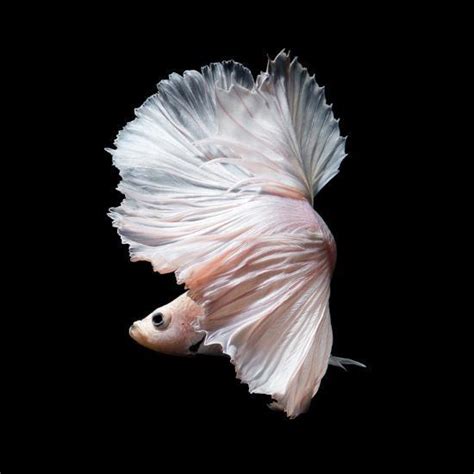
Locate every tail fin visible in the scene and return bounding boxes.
[204,50,347,204]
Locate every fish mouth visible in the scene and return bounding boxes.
[129,322,161,353]
[129,322,142,341]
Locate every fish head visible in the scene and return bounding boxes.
[129,292,204,356]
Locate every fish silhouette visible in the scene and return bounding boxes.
[109,50,364,418]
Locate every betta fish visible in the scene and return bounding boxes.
[108,50,364,418]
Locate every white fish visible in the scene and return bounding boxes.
[109,50,364,418]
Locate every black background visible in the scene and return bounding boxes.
[8,17,444,468]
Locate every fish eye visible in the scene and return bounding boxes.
[152,312,165,328]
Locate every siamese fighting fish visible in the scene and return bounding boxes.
[109,51,364,418]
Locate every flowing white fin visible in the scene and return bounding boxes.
[109,52,349,417]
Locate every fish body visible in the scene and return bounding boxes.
[110,51,363,417]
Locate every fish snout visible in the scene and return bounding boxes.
[129,321,142,338]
